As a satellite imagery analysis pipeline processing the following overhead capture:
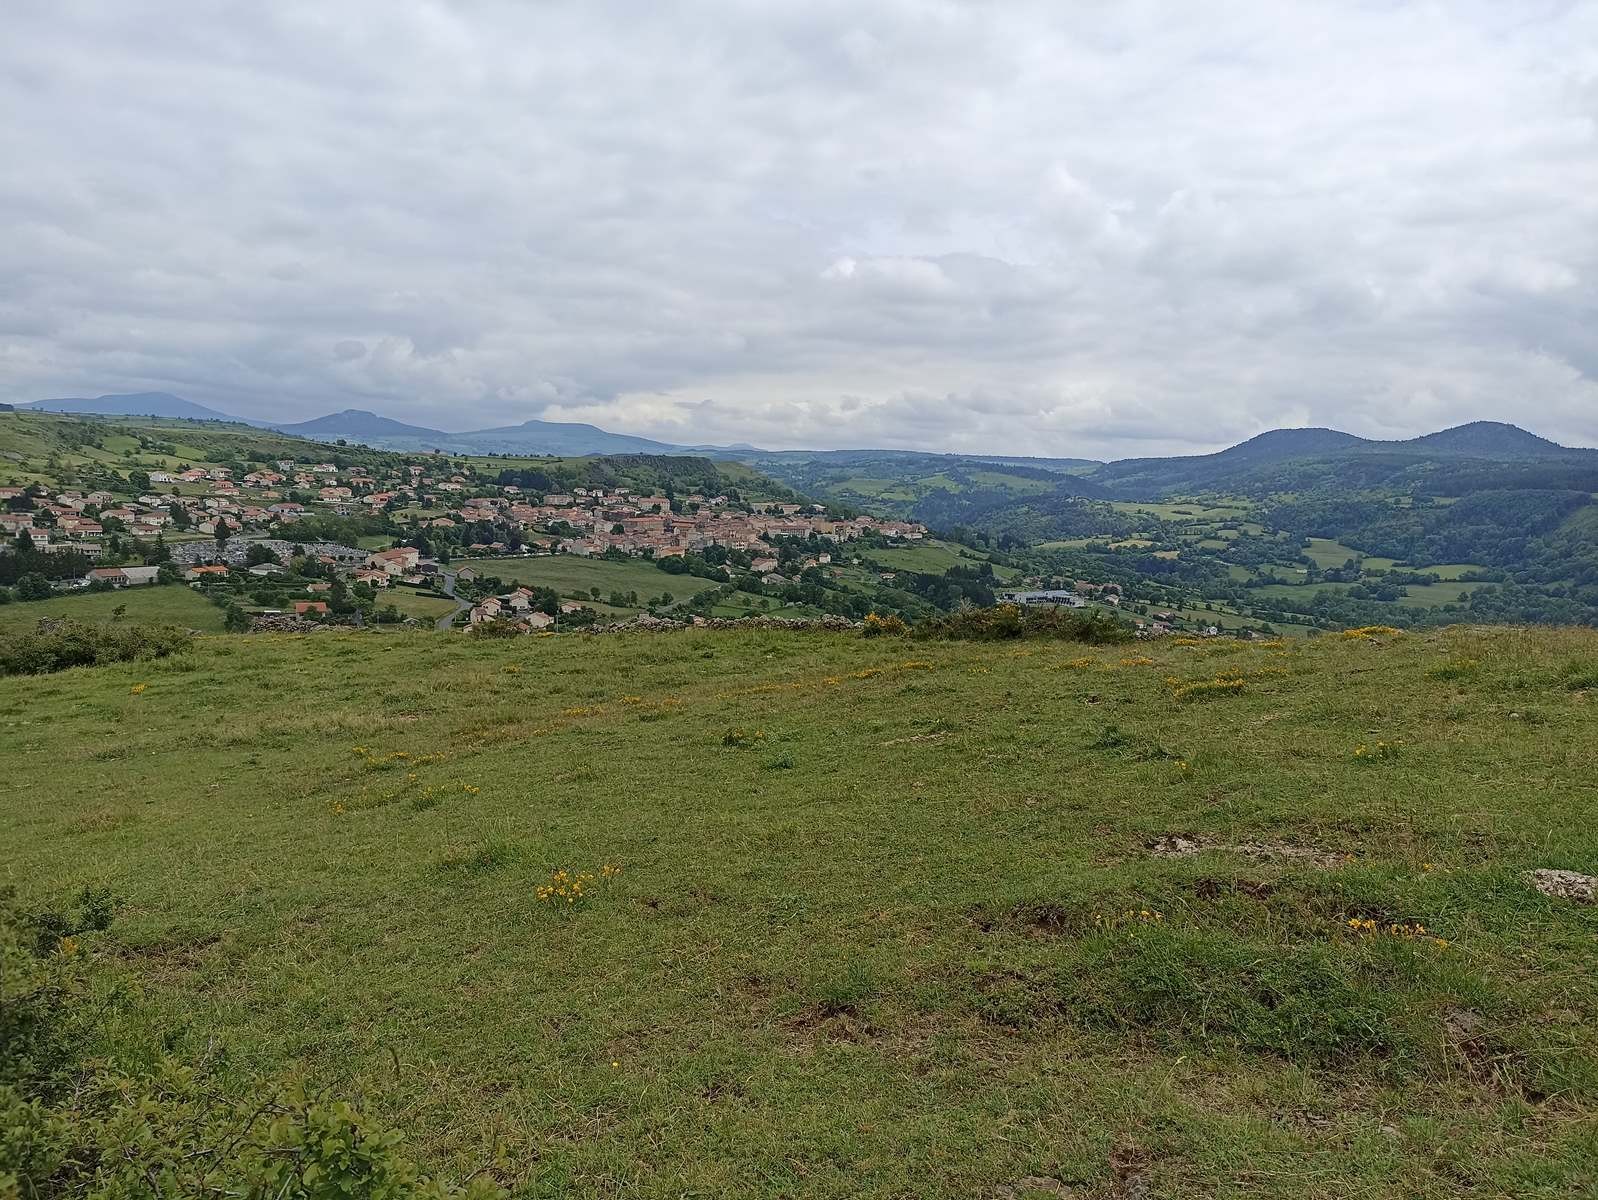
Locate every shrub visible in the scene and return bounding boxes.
[0,620,192,676]
[913,604,1132,644]
[861,612,907,638]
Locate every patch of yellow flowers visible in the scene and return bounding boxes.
[1341,625,1403,640]
[536,863,622,907]
[1353,739,1402,760]
[1345,916,1449,948]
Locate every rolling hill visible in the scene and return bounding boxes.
[4,623,1598,1196]
[20,391,252,423]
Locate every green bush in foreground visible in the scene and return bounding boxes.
[0,619,192,676]
[0,889,504,1200]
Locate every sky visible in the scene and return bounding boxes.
[2,1,1596,458]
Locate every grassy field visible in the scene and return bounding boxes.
[3,624,1597,1197]
[456,555,722,606]
[383,588,461,622]
[0,583,227,633]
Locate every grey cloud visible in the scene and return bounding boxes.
[1,0,1595,456]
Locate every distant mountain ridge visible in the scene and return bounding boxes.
[9,393,1589,475]
[23,392,258,424]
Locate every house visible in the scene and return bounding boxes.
[455,566,479,583]
[183,565,230,581]
[84,566,160,587]
[524,611,555,630]
[366,546,420,576]
[352,568,391,587]
[294,601,329,616]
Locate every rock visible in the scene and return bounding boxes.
[1527,868,1597,903]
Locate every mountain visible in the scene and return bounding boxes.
[1397,421,1568,459]
[449,418,682,456]
[271,409,449,443]
[1087,422,1590,498]
[20,392,251,423]
[1090,428,1368,494]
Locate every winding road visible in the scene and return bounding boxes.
[435,571,470,631]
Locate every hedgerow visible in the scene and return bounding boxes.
[911,602,1133,644]
[0,619,193,676]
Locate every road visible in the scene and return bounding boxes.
[435,571,470,630]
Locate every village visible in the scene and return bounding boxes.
[1,456,936,630]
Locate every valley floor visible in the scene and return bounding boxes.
[3,625,1597,1197]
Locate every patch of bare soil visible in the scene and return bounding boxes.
[1148,834,1351,869]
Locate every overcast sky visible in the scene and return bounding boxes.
[3,1,1596,456]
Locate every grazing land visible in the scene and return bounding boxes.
[454,555,724,608]
[0,582,227,633]
[3,624,1596,1197]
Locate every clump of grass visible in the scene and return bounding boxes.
[1059,926,1414,1063]
[1428,658,1480,681]
[1167,674,1247,702]
[722,728,766,747]
[437,838,518,873]
[764,754,796,770]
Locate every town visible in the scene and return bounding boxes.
[1,453,939,631]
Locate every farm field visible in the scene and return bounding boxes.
[865,539,1014,578]
[0,583,226,633]
[4,625,1597,1197]
[454,556,720,605]
[382,588,461,622]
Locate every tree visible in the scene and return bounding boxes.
[15,574,52,601]
[214,518,231,546]
[244,543,280,567]
[223,603,251,632]
[169,505,190,531]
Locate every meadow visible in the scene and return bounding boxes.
[453,555,721,608]
[0,583,227,633]
[3,624,1597,1197]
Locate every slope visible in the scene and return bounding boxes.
[5,625,1597,1198]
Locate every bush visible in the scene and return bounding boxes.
[912,603,1132,644]
[861,612,907,638]
[0,620,192,676]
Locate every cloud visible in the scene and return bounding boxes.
[1,0,1595,457]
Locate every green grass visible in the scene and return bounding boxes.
[4,625,1597,1196]
[0,584,226,633]
[455,555,721,606]
[382,588,460,621]
[866,541,986,574]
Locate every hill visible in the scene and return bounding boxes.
[1087,421,1591,498]
[451,418,682,456]
[3,623,1597,1196]
[19,391,251,423]
[272,408,450,443]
